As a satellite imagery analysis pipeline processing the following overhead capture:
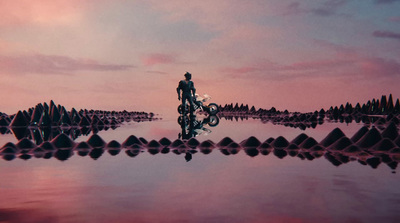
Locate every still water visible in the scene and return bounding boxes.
[1,114,399,223]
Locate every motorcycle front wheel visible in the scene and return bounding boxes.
[207,103,219,115]
[207,115,220,127]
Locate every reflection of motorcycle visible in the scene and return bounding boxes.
[178,94,219,115]
[178,115,219,139]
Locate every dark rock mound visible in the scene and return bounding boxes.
[122,135,142,147]
[171,139,184,148]
[159,137,171,146]
[10,111,29,127]
[273,149,287,159]
[217,137,235,148]
[328,136,353,151]
[372,138,396,151]
[74,141,92,150]
[227,142,242,154]
[16,138,36,150]
[199,140,215,149]
[39,111,52,127]
[395,136,400,147]
[389,147,400,154]
[258,142,272,149]
[366,157,381,169]
[0,145,18,154]
[139,137,148,144]
[54,148,73,161]
[271,136,289,149]
[39,141,55,151]
[343,145,362,153]
[87,134,106,148]
[106,140,121,149]
[265,137,275,144]
[186,138,200,148]
[310,145,325,152]
[1,142,17,150]
[147,140,161,148]
[351,126,369,143]
[299,137,318,149]
[0,117,10,126]
[290,133,308,145]
[244,147,259,157]
[381,122,398,140]
[240,136,261,148]
[286,143,300,150]
[79,116,91,127]
[320,128,346,147]
[51,133,75,149]
[356,127,382,148]
[89,148,104,160]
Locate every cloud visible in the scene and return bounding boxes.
[357,57,400,77]
[283,0,350,17]
[372,30,400,40]
[389,16,400,22]
[218,40,400,81]
[283,59,354,71]
[141,53,177,66]
[0,0,94,27]
[0,54,134,75]
[374,0,400,4]
[283,2,303,15]
[142,0,274,32]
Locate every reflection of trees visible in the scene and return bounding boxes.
[1,123,399,173]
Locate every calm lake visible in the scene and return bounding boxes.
[1,113,399,223]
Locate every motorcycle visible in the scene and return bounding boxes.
[177,94,219,115]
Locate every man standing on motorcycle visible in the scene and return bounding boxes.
[177,72,196,116]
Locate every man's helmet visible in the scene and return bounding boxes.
[184,72,192,79]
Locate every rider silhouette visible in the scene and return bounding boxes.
[177,72,196,116]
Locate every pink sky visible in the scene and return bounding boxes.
[0,0,400,115]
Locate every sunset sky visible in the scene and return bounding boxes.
[0,0,399,115]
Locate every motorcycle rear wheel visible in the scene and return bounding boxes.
[177,105,183,114]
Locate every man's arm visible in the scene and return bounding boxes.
[191,82,196,98]
[177,82,181,100]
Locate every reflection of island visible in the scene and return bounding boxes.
[0,100,158,143]
[218,94,400,130]
[1,121,399,172]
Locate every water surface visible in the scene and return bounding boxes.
[1,114,399,223]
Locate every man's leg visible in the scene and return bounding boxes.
[182,95,187,115]
[188,95,195,116]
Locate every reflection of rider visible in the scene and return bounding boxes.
[180,115,196,140]
[177,72,196,116]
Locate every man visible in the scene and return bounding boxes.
[177,72,196,116]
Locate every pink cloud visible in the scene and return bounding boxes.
[282,0,349,17]
[374,0,400,4]
[141,53,176,66]
[0,0,96,27]
[357,57,400,77]
[143,0,274,31]
[220,66,259,75]
[373,30,400,40]
[0,54,134,75]
[284,60,354,71]
[218,40,400,81]
[389,16,400,22]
